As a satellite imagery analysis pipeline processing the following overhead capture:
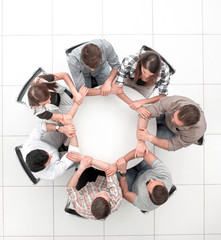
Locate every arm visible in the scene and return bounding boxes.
[137,128,169,150]
[46,123,75,138]
[130,94,166,110]
[67,156,92,187]
[117,158,137,203]
[99,69,118,96]
[53,72,83,104]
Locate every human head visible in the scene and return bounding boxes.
[91,191,111,220]
[26,149,51,172]
[28,75,57,107]
[134,51,162,87]
[146,179,169,205]
[173,104,201,127]
[81,43,102,70]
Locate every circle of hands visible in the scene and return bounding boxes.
[60,79,153,177]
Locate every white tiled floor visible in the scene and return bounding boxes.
[1,0,221,239]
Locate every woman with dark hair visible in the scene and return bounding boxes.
[28,72,88,124]
[115,46,172,118]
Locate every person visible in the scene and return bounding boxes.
[27,72,88,123]
[67,39,120,96]
[23,101,83,180]
[66,152,122,220]
[114,46,173,119]
[135,95,207,154]
[106,147,172,212]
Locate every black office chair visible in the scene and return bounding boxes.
[15,145,40,184]
[141,184,177,214]
[142,45,175,75]
[17,67,46,106]
[195,135,204,145]
[64,197,84,218]
[65,42,98,88]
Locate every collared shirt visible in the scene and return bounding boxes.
[132,158,172,211]
[67,174,122,219]
[67,39,120,90]
[145,95,207,151]
[23,122,79,180]
[116,46,171,96]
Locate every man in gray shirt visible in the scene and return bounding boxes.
[115,147,172,212]
[67,39,120,96]
[135,95,207,154]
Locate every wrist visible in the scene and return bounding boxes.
[119,171,126,177]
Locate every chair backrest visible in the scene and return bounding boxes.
[142,45,175,75]
[17,67,46,106]
[15,145,40,184]
[64,197,84,218]
[65,42,88,58]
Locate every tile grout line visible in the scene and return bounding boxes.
[201,0,206,239]
[2,0,4,238]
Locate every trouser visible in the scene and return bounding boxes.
[156,114,176,140]
[117,160,152,192]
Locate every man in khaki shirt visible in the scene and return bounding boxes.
[135,95,207,154]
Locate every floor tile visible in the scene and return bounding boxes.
[103,0,152,34]
[0,188,3,236]
[153,0,202,34]
[0,87,2,135]
[154,35,203,84]
[4,187,53,236]
[204,85,221,134]
[205,185,221,234]
[205,235,221,240]
[204,35,221,84]
[155,185,204,234]
[205,135,221,184]
[3,136,52,186]
[0,138,2,186]
[3,36,52,86]
[155,144,204,184]
[54,187,103,236]
[104,199,154,235]
[2,86,40,136]
[103,35,153,62]
[203,0,221,34]
[53,0,102,34]
[168,85,204,110]
[155,236,203,240]
[3,0,52,35]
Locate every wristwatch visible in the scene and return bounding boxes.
[55,125,60,132]
[120,172,126,177]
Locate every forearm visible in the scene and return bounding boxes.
[149,135,169,150]
[123,149,136,163]
[92,159,110,171]
[141,94,166,105]
[67,167,84,187]
[63,73,78,97]
[86,88,101,96]
[119,175,129,194]
[68,102,79,118]
[69,134,78,147]
[137,116,148,131]
[106,69,118,83]
[116,92,133,105]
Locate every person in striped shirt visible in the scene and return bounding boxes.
[66,152,122,220]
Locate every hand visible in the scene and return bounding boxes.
[137,128,152,142]
[78,84,89,101]
[135,141,147,158]
[74,91,83,105]
[100,82,111,96]
[129,100,143,110]
[59,124,75,138]
[79,156,93,170]
[110,84,123,95]
[60,113,73,125]
[66,152,85,163]
[105,163,117,177]
[136,107,151,119]
[116,157,127,173]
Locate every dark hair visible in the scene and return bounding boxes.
[81,43,102,69]
[91,197,111,220]
[26,149,49,172]
[28,78,57,107]
[178,104,200,126]
[134,51,162,87]
[149,185,169,206]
